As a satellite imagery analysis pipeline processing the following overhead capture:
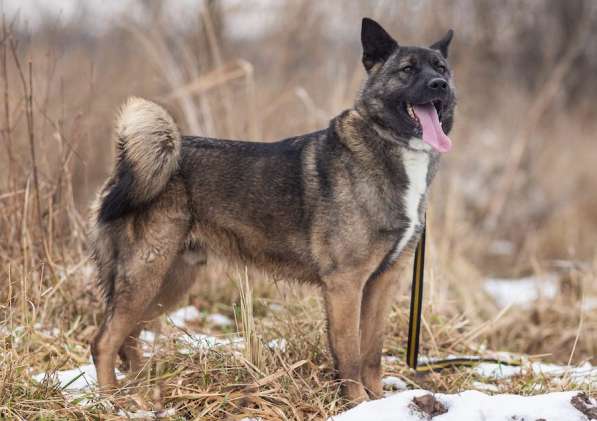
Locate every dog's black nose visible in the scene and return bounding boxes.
[428,78,448,91]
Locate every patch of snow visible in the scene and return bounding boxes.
[207,313,233,327]
[0,325,26,345]
[582,298,597,312]
[268,303,284,312]
[138,325,243,356]
[332,390,589,421]
[176,333,243,354]
[44,327,61,337]
[384,353,595,386]
[483,274,558,308]
[475,361,597,387]
[331,390,423,421]
[138,330,158,357]
[474,362,525,379]
[33,323,61,337]
[470,381,499,392]
[167,305,201,328]
[139,327,244,356]
[139,330,157,344]
[382,376,408,392]
[32,363,123,393]
[267,338,287,352]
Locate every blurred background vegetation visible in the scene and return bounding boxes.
[0,0,595,375]
[2,0,596,266]
[0,1,595,417]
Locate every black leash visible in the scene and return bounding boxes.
[406,219,521,372]
[407,221,426,370]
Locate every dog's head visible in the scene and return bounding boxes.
[357,18,455,152]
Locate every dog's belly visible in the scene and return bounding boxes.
[187,219,320,283]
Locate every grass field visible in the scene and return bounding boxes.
[0,1,595,419]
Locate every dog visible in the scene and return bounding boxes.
[89,17,455,402]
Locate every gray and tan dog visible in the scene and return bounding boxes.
[89,18,455,402]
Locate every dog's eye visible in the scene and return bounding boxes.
[436,64,447,74]
[401,65,414,73]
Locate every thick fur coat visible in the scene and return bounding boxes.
[89,18,456,402]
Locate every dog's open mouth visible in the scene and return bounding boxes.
[405,102,452,153]
[406,101,443,123]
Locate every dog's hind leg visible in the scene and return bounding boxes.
[93,259,172,391]
[93,298,151,391]
[92,215,189,392]
[359,250,413,398]
[115,244,206,378]
[118,325,144,373]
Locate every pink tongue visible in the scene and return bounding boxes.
[413,104,452,152]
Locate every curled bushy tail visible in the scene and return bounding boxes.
[97,97,181,223]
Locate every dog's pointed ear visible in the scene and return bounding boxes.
[361,17,398,71]
[430,29,454,58]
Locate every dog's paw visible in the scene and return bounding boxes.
[343,383,369,406]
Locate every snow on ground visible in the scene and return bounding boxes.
[582,298,597,312]
[332,390,595,421]
[267,338,287,351]
[404,353,597,387]
[32,363,124,393]
[207,313,233,327]
[166,305,202,328]
[483,274,558,308]
[381,376,408,392]
[176,331,243,354]
[28,304,597,419]
[475,360,597,387]
[470,381,499,392]
[30,305,239,414]
[167,305,234,329]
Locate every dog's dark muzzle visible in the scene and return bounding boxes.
[420,77,453,113]
[409,76,452,107]
[427,77,448,92]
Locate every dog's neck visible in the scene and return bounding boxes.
[334,108,442,188]
[337,108,438,155]
[370,122,435,153]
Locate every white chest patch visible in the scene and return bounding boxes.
[389,147,429,261]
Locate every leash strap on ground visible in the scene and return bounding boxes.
[406,219,522,372]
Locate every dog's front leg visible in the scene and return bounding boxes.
[323,275,368,403]
[360,250,413,398]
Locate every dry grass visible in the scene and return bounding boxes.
[0,1,595,419]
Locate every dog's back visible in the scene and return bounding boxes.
[177,134,322,282]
